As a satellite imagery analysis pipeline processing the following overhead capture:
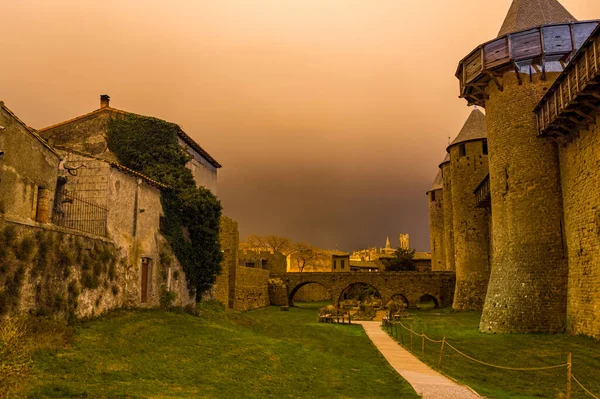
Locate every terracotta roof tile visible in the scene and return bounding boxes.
[498,0,577,37]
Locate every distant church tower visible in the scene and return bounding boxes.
[456,0,594,332]
[398,234,409,250]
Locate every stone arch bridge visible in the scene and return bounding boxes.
[269,272,456,308]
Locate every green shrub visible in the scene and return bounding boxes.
[0,317,31,395]
[160,287,177,308]
[3,226,17,248]
[16,237,35,262]
[107,114,222,301]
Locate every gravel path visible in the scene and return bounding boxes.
[357,321,481,399]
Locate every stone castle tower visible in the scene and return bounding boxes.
[455,0,598,332]
[448,109,490,310]
[426,171,445,271]
[439,154,455,272]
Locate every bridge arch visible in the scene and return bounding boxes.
[388,293,410,309]
[416,293,440,309]
[288,281,331,307]
[270,271,456,309]
[337,282,382,307]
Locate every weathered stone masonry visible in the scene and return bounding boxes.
[271,272,456,309]
[427,171,445,272]
[482,73,568,333]
[440,156,455,272]
[559,116,600,338]
[448,112,490,311]
[446,0,600,335]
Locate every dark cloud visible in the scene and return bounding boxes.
[2,0,597,251]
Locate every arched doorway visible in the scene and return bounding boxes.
[416,294,439,310]
[288,282,332,307]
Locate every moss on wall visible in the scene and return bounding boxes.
[0,220,119,321]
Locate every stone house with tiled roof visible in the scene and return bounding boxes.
[0,101,61,223]
[0,99,198,318]
[38,95,221,195]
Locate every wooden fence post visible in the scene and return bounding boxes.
[421,332,425,359]
[400,324,404,346]
[567,352,572,399]
[410,323,414,352]
[438,336,446,369]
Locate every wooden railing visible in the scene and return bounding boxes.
[457,22,599,106]
[474,174,491,209]
[535,25,600,136]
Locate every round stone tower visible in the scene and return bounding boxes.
[439,154,454,272]
[456,0,599,332]
[427,170,445,271]
[448,109,490,310]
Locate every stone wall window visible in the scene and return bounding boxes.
[459,144,466,157]
[261,259,268,269]
[482,139,488,155]
[333,259,337,269]
[341,259,345,269]
[430,191,436,202]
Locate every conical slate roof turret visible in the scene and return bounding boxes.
[448,108,487,149]
[427,170,443,193]
[439,153,450,168]
[497,0,577,37]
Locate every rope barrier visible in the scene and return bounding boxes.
[386,321,568,371]
[572,374,600,399]
[444,342,569,371]
[396,321,443,343]
[382,321,599,397]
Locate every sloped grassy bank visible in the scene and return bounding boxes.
[11,303,419,398]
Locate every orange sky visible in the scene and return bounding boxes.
[2,0,599,251]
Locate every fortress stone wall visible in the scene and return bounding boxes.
[440,159,455,272]
[427,0,600,337]
[559,116,600,338]
[427,173,445,272]
[449,138,490,311]
[233,266,270,311]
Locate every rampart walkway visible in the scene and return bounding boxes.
[357,321,480,399]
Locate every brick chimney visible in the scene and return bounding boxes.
[100,94,110,109]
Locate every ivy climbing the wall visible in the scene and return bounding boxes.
[106,114,222,301]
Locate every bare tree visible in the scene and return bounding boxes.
[244,234,291,255]
[292,242,324,272]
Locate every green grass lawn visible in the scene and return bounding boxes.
[16,302,419,399]
[384,308,600,399]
